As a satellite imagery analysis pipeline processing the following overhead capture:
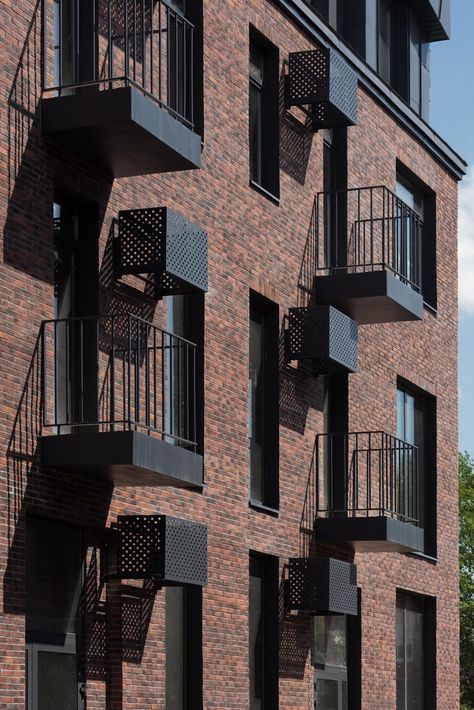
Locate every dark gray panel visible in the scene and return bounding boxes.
[288,557,358,615]
[114,515,207,586]
[314,516,424,553]
[286,48,358,129]
[115,207,208,293]
[41,86,201,178]
[287,305,358,373]
[40,430,204,489]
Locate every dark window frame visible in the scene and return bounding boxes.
[165,585,203,710]
[396,377,437,557]
[396,161,437,311]
[248,291,279,513]
[396,590,436,710]
[249,28,280,201]
[249,553,279,710]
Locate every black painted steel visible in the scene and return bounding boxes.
[287,558,358,616]
[41,0,195,130]
[314,186,423,291]
[40,313,197,450]
[315,431,420,525]
[115,207,208,293]
[111,515,207,585]
[286,48,358,129]
[287,305,358,373]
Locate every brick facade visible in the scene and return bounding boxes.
[0,1,461,708]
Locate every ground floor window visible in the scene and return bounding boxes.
[314,616,348,710]
[396,591,435,710]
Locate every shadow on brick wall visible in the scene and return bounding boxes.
[279,568,311,680]
[279,63,314,186]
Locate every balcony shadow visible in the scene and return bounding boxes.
[279,63,314,186]
[279,567,311,680]
[297,198,318,308]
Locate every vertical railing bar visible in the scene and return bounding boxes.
[66,319,71,426]
[79,319,84,424]
[190,21,194,125]
[127,316,132,429]
[158,0,162,104]
[149,0,154,94]
[169,333,173,439]
[125,0,129,82]
[145,323,150,430]
[177,337,181,441]
[108,0,112,83]
[153,326,157,430]
[161,330,165,440]
[41,323,47,427]
[111,316,115,430]
[136,318,140,427]
[133,0,137,82]
[54,321,59,430]
[142,0,146,88]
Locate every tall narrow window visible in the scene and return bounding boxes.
[26,518,84,710]
[249,31,279,199]
[396,592,435,710]
[397,381,436,555]
[249,554,279,710]
[248,293,279,511]
[166,586,203,710]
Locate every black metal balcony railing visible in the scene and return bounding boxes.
[40,314,197,449]
[312,186,423,292]
[41,0,195,129]
[315,431,420,525]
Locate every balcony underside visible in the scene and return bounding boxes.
[314,516,424,553]
[41,86,201,178]
[40,430,203,488]
[314,270,423,324]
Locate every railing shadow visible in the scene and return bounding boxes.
[279,62,314,186]
[279,567,311,680]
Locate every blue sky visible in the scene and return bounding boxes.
[430,0,474,456]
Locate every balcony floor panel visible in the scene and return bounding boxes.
[315,515,424,553]
[314,270,424,324]
[40,430,203,489]
[41,86,201,178]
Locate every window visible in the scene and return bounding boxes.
[397,381,437,555]
[313,600,361,710]
[248,293,279,511]
[396,592,436,710]
[249,554,279,710]
[396,167,437,310]
[249,31,279,199]
[165,586,203,710]
[376,1,429,117]
[166,294,205,453]
[308,0,365,55]
[26,518,84,710]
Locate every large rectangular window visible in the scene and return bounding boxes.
[249,554,279,710]
[248,293,279,511]
[397,380,437,555]
[26,518,83,710]
[249,31,279,199]
[166,586,203,710]
[396,592,436,710]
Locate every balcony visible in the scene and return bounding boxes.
[285,48,358,130]
[314,431,423,553]
[106,515,208,586]
[40,0,201,177]
[411,0,450,41]
[287,558,358,616]
[286,305,358,374]
[39,314,203,488]
[312,186,424,324]
[114,207,208,294]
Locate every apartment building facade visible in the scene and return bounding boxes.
[0,0,465,708]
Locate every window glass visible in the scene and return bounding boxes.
[166,586,186,710]
[249,302,264,502]
[315,678,339,710]
[26,519,82,637]
[378,0,391,83]
[314,616,347,668]
[37,651,78,710]
[249,43,264,186]
[249,557,264,710]
[396,593,425,710]
[409,12,422,113]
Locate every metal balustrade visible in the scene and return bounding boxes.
[315,431,420,525]
[313,186,423,292]
[40,314,197,449]
[41,0,195,129]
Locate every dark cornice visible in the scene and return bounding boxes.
[274,0,467,179]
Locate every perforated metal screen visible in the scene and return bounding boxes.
[287,305,358,373]
[115,207,208,294]
[288,558,358,616]
[286,48,358,129]
[115,515,208,586]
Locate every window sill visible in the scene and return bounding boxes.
[423,301,438,316]
[250,180,280,205]
[405,550,437,564]
[249,499,280,517]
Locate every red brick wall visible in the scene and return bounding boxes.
[0,1,459,709]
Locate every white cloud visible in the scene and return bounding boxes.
[459,167,474,314]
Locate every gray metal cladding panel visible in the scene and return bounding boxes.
[116,206,208,293]
[164,516,208,586]
[287,48,357,127]
[287,306,358,373]
[115,515,207,585]
[288,558,358,616]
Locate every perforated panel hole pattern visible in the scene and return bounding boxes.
[117,515,165,580]
[288,558,358,615]
[327,307,359,373]
[164,516,208,586]
[116,208,166,276]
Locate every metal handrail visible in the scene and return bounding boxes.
[315,430,420,525]
[40,313,197,449]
